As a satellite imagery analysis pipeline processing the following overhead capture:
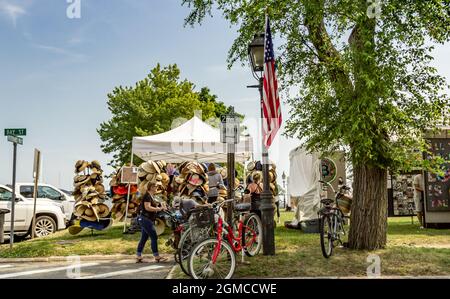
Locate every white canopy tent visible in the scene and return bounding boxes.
[288,146,322,224]
[131,116,254,163]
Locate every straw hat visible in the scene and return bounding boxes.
[138,168,148,178]
[252,171,263,182]
[161,173,170,186]
[96,203,110,218]
[141,162,154,173]
[246,161,256,172]
[220,167,228,179]
[156,160,166,171]
[68,225,84,235]
[146,173,156,182]
[75,160,89,173]
[154,218,166,236]
[218,188,227,198]
[188,174,203,186]
[91,160,102,170]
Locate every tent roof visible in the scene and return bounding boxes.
[132,116,253,163]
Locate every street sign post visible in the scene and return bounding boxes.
[7,135,23,145]
[4,128,26,136]
[5,127,26,248]
[220,107,240,225]
[31,149,41,239]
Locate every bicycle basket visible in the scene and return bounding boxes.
[189,206,215,228]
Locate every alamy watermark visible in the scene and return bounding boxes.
[367,0,382,19]
[66,0,81,19]
[366,254,381,278]
[66,255,81,279]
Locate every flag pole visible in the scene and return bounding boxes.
[259,13,276,255]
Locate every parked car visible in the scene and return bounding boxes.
[0,184,66,239]
[13,183,75,221]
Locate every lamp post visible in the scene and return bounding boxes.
[247,33,275,255]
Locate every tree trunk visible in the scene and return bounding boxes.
[348,164,388,250]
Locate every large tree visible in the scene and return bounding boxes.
[98,63,238,167]
[181,0,450,249]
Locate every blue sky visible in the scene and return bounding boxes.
[1,0,450,190]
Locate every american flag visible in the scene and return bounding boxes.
[262,16,282,148]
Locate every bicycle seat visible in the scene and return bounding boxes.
[234,203,251,212]
[321,198,334,205]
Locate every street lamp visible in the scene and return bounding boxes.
[247,33,275,255]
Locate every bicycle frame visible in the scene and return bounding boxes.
[211,212,257,264]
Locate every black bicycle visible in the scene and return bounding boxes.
[318,180,351,258]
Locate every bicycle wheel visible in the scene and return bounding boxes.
[178,226,211,276]
[188,238,236,279]
[320,214,333,258]
[243,213,262,257]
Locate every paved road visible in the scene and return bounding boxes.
[0,257,175,279]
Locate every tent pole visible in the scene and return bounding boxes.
[123,151,134,233]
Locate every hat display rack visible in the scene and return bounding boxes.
[175,161,209,203]
[72,160,110,222]
[109,167,139,222]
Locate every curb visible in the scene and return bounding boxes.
[166,265,178,279]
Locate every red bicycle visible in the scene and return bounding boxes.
[187,199,262,279]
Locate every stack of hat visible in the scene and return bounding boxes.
[137,160,168,196]
[72,160,110,222]
[246,161,278,198]
[109,167,139,221]
[175,161,209,200]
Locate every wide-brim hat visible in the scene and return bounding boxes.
[220,167,228,179]
[141,162,153,173]
[91,160,102,170]
[109,176,119,187]
[161,173,170,185]
[218,188,227,197]
[138,168,148,178]
[154,218,166,236]
[91,167,102,175]
[74,203,87,217]
[74,176,91,188]
[68,225,84,235]
[156,160,166,171]
[138,180,149,193]
[82,214,98,222]
[187,174,203,186]
[112,193,125,201]
[146,173,156,182]
[94,184,105,194]
[246,161,256,172]
[97,203,110,218]
[75,160,89,173]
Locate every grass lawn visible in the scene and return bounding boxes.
[1,212,450,278]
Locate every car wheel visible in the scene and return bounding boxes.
[34,216,57,237]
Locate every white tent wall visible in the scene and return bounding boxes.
[288,147,321,224]
[131,116,253,163]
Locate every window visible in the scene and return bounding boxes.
[20,186,34,198]
[0,188,12,201]
[38,186,63,201]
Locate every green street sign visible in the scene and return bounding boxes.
[4,128,26,136]
[7,135,23,145]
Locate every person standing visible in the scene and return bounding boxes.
[413,173,425,228]
[136,181,168,263]
[207,163,225,203]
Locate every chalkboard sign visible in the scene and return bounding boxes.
[424,138,450,212]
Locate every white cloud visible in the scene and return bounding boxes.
[33,43,86,62]
[0,1,26,27]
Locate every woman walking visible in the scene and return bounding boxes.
[136,181,168,263]
[207,163,225,203]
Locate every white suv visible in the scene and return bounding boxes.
[0,184,66,239]
[14,183,75,221]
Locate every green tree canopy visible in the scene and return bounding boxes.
[181,0,450,250]
[98,63,240,167]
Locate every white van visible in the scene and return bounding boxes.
[0,184,66,239]
[14,183,75,221]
